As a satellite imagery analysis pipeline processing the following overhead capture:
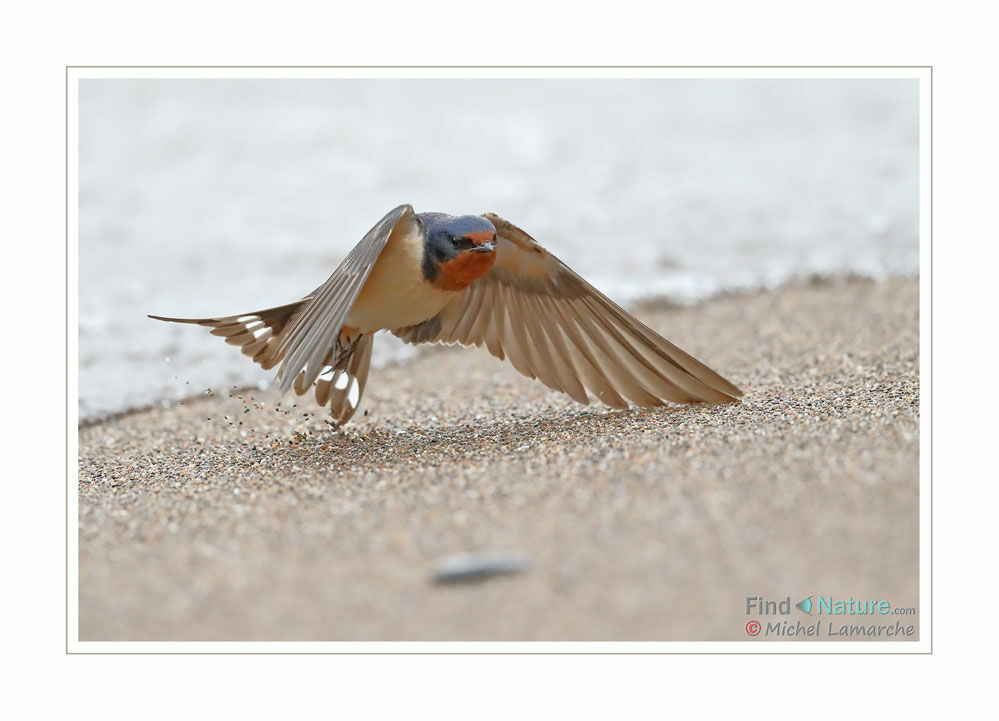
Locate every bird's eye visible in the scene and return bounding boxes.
[450,235,473,250]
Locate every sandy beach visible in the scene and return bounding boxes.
[78,277,919,642]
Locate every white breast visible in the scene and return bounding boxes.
[346,217,457,333]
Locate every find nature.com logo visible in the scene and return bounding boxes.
[743,595,917,639]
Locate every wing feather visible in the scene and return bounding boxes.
[558,297,649,407]
[509,289,558,390]
[148,300,306,373]
[573,294,699,403]
[526,294,589,404]
[452,281,487,345]
[495,285,537,381]
[485,284,507,360]
[519,292,582,399]
[466,282,497,349]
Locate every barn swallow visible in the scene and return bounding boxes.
[150,205,741,425]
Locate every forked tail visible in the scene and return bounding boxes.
[291,332,374,426]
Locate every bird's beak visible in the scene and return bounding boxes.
[469,241,495,253]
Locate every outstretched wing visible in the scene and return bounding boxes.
[275,204,414,392]
[393,213,742,408]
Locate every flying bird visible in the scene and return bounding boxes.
[150,205,741,425]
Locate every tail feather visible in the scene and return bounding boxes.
[323,334,374,426]
[149,302,374,425]
[290,333,373,425]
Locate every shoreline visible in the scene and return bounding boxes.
[78,271,918,427]
[78,276,920,641]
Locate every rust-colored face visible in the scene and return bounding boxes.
[436,233,497,291]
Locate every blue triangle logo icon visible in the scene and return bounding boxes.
[795,596,813,614]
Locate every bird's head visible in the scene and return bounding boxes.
[418,213,498,291]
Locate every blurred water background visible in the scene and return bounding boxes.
[78,78,918,421]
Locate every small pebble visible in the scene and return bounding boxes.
[431,552,531,584]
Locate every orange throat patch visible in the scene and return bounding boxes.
[435,250,497,291]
